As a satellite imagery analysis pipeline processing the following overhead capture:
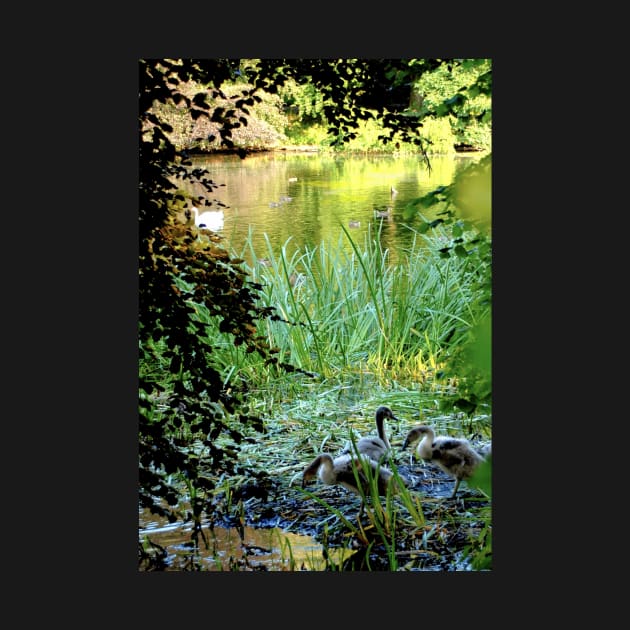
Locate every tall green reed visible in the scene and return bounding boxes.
[229,222,486,385]
[153,221,488,403]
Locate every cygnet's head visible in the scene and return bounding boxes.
[375,406,398,421]
[400,425,432,451]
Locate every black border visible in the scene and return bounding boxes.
[44,40,559,615]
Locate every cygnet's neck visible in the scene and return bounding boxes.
[416,426,436,459]
[375,410,392,450]
[317,454,337,484]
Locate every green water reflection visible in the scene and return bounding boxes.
[182,152,483,264]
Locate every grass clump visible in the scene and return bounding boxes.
[227,221,487,391]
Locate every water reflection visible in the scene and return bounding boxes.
[181,152,482,264]
[139,510,354,571]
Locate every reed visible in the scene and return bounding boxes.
[151,221,486,397]
[217,222,486,389]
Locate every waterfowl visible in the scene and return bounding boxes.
[400,425,486,498]
[190,205,224,231]
[302,452,402,513]
[348,220,361,228]
[390,185,398,197]
[288,177,298,182]
[374,206,393,219]
[476,442,492,458]
[289,272,306,287]
[343,405,397,462]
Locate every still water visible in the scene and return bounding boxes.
[183,152,483,264]
[139,508,354,571]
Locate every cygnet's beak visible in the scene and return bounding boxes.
[400,440,409,452]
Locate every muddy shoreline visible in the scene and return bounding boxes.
[213,459,492,571]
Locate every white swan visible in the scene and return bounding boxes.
[190,205,224,231]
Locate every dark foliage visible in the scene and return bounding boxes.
[252,59,452,167]
[139,59,285,524]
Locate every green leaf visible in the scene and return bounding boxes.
[453,398,476,413]
[468,457,491,497]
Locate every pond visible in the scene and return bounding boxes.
[182,152,484,264]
